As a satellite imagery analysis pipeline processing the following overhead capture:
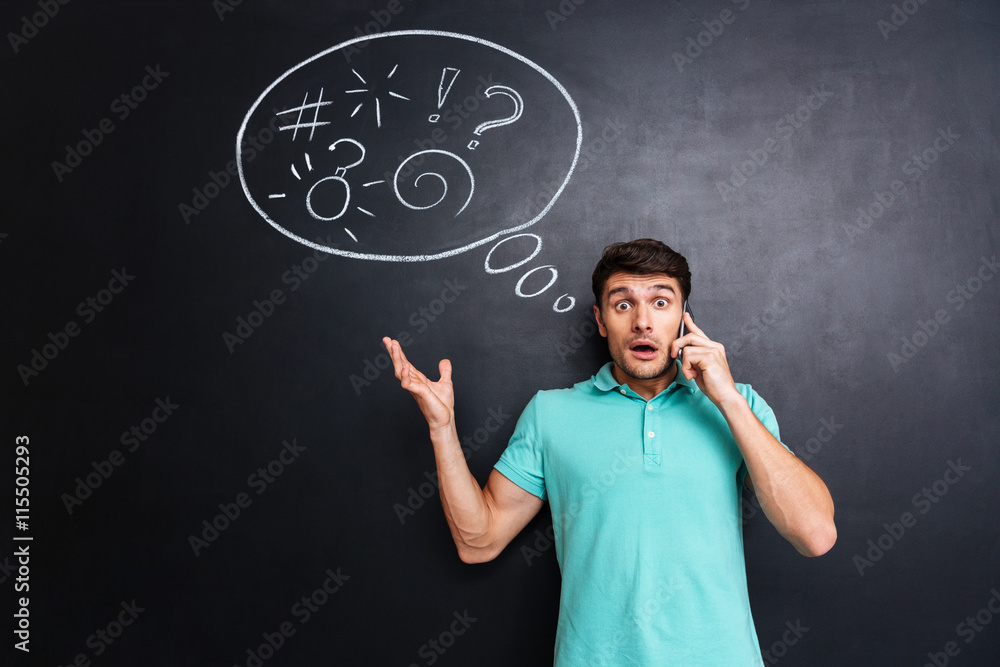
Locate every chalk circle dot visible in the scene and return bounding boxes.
[485,233,542,274]
[553,293,576,313]
[306,176,350,221]
[516,265,558,298]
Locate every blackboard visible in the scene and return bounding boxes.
[3,1,999,665]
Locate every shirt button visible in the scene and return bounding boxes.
[646,404,653,410]
[620,389,627,395]
[648,431,655,438]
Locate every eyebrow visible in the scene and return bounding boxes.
[607,284,676,298]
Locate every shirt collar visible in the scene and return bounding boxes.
[592,361,697,396]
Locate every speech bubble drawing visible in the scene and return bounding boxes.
[237,30,582,262]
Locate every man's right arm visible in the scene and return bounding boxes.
[384,337,544,563]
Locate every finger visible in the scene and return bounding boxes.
[673,316,715,358]
[386,338,413,378]
[383,337,400,372]
[394,350,421,386]
[672,331,698,359]
[683,311,707,337]
[684,346,718,386]
[671,335,683,359]
[681,350,699,381]
[438,358,452,383]
[384,338,403,376]
[401,363,431,391]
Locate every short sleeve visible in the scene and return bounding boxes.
[493,394,547,501]
[736,385,793,488]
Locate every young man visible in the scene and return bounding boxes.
[383,238,836,666]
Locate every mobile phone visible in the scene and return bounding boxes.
[678,300,691,361]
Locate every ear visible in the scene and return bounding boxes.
[593,304,608,337]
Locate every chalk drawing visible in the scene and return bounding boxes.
[437,67,461,108]
[473,86,523,137]
[306,176,350,221]
[276,89,331,141]
[515,265,558,298]
[393,149,474,215]
[553,294,576,313]
[237,30,583,311]
[484,233,542,274]
[330,138,365,177]
[343,64,408,129]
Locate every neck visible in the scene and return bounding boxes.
[612,360,679,401]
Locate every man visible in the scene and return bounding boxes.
[383,238,836,666]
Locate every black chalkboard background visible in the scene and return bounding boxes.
[3,1,998,665]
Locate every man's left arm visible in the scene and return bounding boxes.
[674,312,837,557]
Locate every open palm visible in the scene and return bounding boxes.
[383,337,455,431]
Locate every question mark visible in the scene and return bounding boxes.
[330,138,366,177]
[468,85,524,150]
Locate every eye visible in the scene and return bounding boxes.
[614,301,631,311]
[654,298,668,308]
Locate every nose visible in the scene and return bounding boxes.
[632,303,652,332]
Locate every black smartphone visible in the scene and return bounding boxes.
[678,300,691,361]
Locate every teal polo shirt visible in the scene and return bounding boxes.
[494,361,788,666]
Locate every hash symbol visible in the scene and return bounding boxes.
[16,520,28,531]
[277,88,333,141]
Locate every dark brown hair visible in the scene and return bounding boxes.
[591,238,691,307]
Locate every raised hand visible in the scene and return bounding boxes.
[383,337,455,432]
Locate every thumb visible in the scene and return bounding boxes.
[438,358,453,382]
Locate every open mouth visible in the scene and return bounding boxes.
[629,342,658,360]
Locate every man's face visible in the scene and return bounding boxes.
[593,272,684,381]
